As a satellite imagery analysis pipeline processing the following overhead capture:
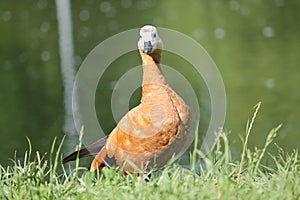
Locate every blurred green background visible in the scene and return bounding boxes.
[0,0,299,165]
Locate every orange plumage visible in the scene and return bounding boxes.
[63,25,191,173]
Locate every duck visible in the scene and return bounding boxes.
[63,25,191,173]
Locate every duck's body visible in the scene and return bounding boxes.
[63,25,191,173]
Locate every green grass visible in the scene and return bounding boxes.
[1,104,300,200]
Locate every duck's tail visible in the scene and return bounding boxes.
[62,136,108,164]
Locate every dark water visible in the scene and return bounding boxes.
[0,0,299,165]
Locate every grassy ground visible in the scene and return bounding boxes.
[1,103,299,200]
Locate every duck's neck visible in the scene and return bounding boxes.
[140,50,167,86]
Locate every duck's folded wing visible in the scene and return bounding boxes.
[62,136,108,163]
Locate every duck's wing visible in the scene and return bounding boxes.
[62,136,108,163]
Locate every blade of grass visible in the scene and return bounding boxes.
[75,126,84,174]
[253,124,282,175]
[52,136,65,183]
[49,137,57,183]
[191,120,200,172]
[238,102,261,178]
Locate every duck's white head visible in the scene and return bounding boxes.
[138,25,163,54]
